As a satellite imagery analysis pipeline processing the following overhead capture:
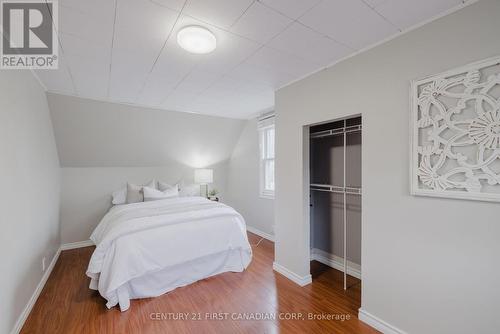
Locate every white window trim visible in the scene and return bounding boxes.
[258,116,275,200]
[260,190,274,200]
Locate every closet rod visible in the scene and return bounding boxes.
[310,124,362,139]
[310,184,362,195]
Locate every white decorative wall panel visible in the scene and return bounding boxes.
[410,57,500,202]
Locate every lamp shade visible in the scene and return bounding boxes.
[194,169,213,184]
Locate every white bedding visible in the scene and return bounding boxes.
[86,196,252,311]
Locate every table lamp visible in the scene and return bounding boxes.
[194,168,213,197]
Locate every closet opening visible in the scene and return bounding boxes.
[309,115,362,291]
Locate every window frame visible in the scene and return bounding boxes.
[258,121,275,200]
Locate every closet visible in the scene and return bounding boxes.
[309,116,362,290]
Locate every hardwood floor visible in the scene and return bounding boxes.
[21,233,378,333]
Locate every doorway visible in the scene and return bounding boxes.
[308,116,362,291]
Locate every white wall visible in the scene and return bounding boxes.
[0,72,61,334]
[226,119,274,236]
[48,94,244,243]
[274,1,500,333]
[60,164,230,243]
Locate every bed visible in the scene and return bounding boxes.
[86,196,252,311]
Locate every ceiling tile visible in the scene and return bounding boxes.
[183,0,254,28]
[375,0,461,30]
[112,28,163,81]
[109,0,180,103]
[107,47,153,103]
[244,46,319,79]
[108,75,147,103]
[35,55,75,95]
[58,54,107,101]
[112,29,162,72]
[363,0,389,8]
[230,2,292,44]
[299,0,398,50]
[161,89,200,111]
[151,39,198,81]
[115,0,178,40]
[268,22,353,65]
[187,99,243,118]
[59,0,115,21]
[195,83,274,118]
[203,75,270,103]
[196,29,260,73]
[174,69,223,94]
[228,62,294,88]
[208,75,248,92]
[72,73,109,99]
[199,89,235,104]
[58,4,114,46]
[136,75,175,106]
[65,52,109,99]
[260,0,322,19]
[108,53,149,102]
[191,90,273,117]
[150,0,186,11]
[59,32,111,62]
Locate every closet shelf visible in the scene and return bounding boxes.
[310,124,362,139]
[310,183,362,195]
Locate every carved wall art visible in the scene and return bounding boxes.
[410,57,500,202]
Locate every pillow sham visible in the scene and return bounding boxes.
[111,188,127,205]
[179,184,200,197]
[126,183,144,204]
[143,185,179,201]
[112,179,156,205]
[158,181,177,192]
[159,180,199,197]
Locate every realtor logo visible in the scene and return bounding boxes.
[1,0,58,69]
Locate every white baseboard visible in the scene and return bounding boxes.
[358,309,407,334]
[60,240,94,250]
[273,262,312,286]
[10,247,61,334]
[310,248,362,279]
[246,226,274,242]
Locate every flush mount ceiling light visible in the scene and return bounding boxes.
[177,26,217,54]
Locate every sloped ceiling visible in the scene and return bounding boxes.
[47,93,244,167]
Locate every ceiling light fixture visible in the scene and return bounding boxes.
[177,26,217,54]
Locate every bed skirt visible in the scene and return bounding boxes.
[91,248,251,311]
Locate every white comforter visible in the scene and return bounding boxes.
[86,196,252,311]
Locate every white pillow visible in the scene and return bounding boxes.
[179,184,200,197]
[111,188,127,205]
[158,180,199,197]
[111,179,156,205]
[158,181,178,192]
[143,185,179,201]
[126,183,144,204]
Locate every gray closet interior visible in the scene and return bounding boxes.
[310,116,362,290]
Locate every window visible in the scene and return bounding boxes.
[258,116,275,199]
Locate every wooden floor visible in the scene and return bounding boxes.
[21,233,377,334]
